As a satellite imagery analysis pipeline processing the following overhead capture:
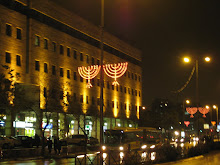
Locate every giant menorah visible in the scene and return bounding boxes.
[78,62,128,88]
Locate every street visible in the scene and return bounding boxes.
[156,150,220,165]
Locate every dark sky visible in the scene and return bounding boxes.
[54,0,220,107]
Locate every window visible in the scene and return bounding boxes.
[80,77,83,82]
[16,28,22,39]
[135,90,137,96]
[131,73,134,79]
[120,85,123,92]
[80,95,83,103]
[116,86,118,91]
[97,79,100,86]
[107,81,110,89]
[67,69,70,79]
[86,96,89,104]
[43,39,48,49]
[74,72,77,80]
[5,52,11,63]
[124,87,126,93]
[92,97,95,105]
[80,53,83,61]
[124,103,126,110]
[43,87,47,98]
[52,42,56,52]
[35,35,40,46]
[52,65,56,75]
[59,91,63,100]
[139,91,141,97]
[74,93,77,102]
[6,24,12,36]
[91,79,95,86]
[86,55,89,63]
[44,63,48,73]
[128,88,130,94]
[60,68,63,77]
[107,100,110,107]
[91,57,95,65]
[135,74,137,81]
[132,89,134,95]
[35,60,40,71]
[60,45,64,54]
[97,59,100,65]
[112,85,114,90]
[73,50,77,59]
[112,101,114,108]
[128,71,130,78]
[16,55,21,66]
[67,47,70,57]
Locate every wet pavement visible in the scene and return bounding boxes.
[156,150,220,165]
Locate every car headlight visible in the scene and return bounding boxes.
[102,146,106,151]
[150,145,155,149]
[141,145,147,149]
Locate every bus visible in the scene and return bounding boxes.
[104,127,162,151]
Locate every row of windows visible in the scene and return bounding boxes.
[37,60,141,97]
[43,88,140,110]
[5,24,22,40]
[34,35,141,82]
[5,52,21,66]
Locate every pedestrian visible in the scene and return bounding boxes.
[57,138,62,155]
[34,134,40,148]
[47,137,52,154]
[53,136,57,154]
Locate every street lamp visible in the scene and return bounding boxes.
[213,105,219,141]
[183,56,211,137]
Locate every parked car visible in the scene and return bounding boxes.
[0,136,14,149]
[15,135,33,148]
[88,137,99,145]
[65,134,87,145]
[7,136,22,147]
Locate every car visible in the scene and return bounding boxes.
[65,134,87,145]
[15,135,33,148]
[0,136,14,149]
[7,136,22,147]
[88,137,99,145]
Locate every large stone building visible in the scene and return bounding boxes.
[0,0,142,139]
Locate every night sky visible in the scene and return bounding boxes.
[53,0,220,107]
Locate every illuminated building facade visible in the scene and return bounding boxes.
[0,0,142,139]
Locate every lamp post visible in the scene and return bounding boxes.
[100,0,104,164]
[183,56,211,137]
[213,105,219,141]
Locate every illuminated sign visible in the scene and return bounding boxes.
[42,123,53,129]
[13,121,33,128]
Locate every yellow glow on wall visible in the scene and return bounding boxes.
[136,102,140,119]
[126,101,130,118]
[113,89,118,118]
[82,84,88,114]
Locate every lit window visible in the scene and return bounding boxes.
[35,35,40,46]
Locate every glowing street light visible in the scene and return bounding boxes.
[186,100,190,104]
[183,57,190,63]
[205,57,211,62]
